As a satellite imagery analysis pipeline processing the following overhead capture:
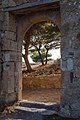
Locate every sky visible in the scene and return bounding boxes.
[49,48,61,60]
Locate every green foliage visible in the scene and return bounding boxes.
[30,22,61,51]
[31,50,52,62]
[29,22,61,64]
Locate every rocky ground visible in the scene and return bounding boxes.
[22,60,61,89]
[22,60,61,104]
[22,60,61,77]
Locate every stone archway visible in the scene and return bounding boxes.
[16,9,61,101]
[21,22,61,103]
[17,10,61,50]
[0,0,61,105]
[0,0,80,118]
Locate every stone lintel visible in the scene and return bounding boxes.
[3,0,60,15]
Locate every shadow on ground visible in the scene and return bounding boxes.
[0,101,80,120]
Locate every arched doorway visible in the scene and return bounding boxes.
[16,10,61,101]
[1,0,80,118]
[22,21,61,103]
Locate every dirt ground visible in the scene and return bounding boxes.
[22,88,60,103]
[22,61,61,103]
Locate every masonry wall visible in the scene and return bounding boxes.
[1,0,80,118]
[13,0,38,5]
[60,0,80,118]
[1,0,61,106]
[0,3,5,105]
[0,3,22,106]
[2,0,42,8]
[3,11,22,103]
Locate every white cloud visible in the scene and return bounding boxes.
[49,48,61,60]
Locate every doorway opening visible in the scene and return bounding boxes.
[22,21,61,105]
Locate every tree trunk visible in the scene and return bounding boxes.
[25,54,32,72]
[45,49,48,65]
[22,54,32,72]
[24,30,32,72]
[37,48,44,65]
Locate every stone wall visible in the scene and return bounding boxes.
[0,4,22,105]
[0,3,17,106]
[60,0,80,118]
[13,0,38,5]
[0,3,5,105]
[1,0,61,106]
[0,0,80,118]
[2,0,41,7]
[3,11,22,103]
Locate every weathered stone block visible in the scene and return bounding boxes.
[0,11,4,21]
[0,64,1,79]
[71,103,80,111]
[61,87,80,105]
[75,71,80,78]
[4,53,10,61]
[2,0,16,8]
[61,22,70,36]
[4,12,16,32]
[17,52,22,62]
[5,92,17,104]
[4,52,17,62]
[3,62,15,93]
[2,39,17,51]
[59,106,71,118]
[4,31,16,41]
[0,21,3,30]
[14,62,22,73]
[71,110,80,118]
[67,58,74,71]
[60,59,67,71]
[14,71,22,100]
[17,42,22,52]
[60,1,80,23]
[14,62,22,100]
[13,0,38,5]
[61,72,70,88]
[77,32,80,41]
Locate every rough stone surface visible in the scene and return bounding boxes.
[0,0,80,118]
[60,0,80,118]
[4,12,16,32]
[2,0,16,8]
